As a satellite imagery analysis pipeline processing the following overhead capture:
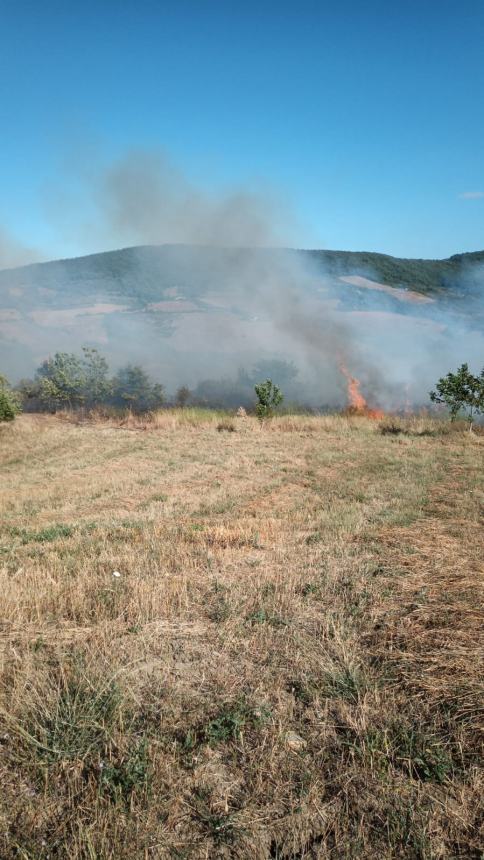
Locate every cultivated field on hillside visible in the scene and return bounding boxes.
[0,412,483,858]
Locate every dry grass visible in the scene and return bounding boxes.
[0,412,482,858]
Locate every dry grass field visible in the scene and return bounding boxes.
[0,410,483,858]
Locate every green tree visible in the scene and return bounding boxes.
[0,374,22,422]
[175,385,191,407]
[430,363,484,430]
[16,377,42,411]
[33,348,113,411]
[36,352,86,410]
[254,378,283,422]
[112,365,164,413]
[81,347,112,407]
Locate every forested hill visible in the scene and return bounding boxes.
[0,244,482,381]
[1,245,482,309]
[307,248,484,295]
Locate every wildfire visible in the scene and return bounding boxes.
[339,363,385,419]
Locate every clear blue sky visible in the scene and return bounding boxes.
[1,0,484,260]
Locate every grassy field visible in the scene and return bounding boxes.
[0,410,483,859]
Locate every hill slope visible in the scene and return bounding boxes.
[0,244,482,386]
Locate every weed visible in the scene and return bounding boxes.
[17,667,121,766]
[206,580,231,621]
[99,738,150,804]
[288,679,316,706]
[245,608,288,627]
[179,700,271,754]
[322,665,366,704]
[390,724,454,783]
[204,701,252,744]
[379,420,403,436]
[298,581,323,597]
[217,420,236,432]
[191,789,239,845]
[305,530,323,545]
[207,597,231,622]
[362,724,454,783]
[9,523,74,544]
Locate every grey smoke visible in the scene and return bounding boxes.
[2,147,483,407]
[0,226,43,270]
[48,149,293,253]
[68,150,387,404]
[97,151,285,249]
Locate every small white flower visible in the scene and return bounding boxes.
[112,570,121,578]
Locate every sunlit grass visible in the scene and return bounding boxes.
[0,412,482,858]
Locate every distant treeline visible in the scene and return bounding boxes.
[308,248,484,296]
[16,349,165,413]
[14,349,301,413]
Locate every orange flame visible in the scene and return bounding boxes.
[339,363,367,411]
[339,363,385,419]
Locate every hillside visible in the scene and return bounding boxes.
[0,244,482,386]
[308,248,484,295]
[2,244,483,307]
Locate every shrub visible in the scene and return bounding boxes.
[254,378,283,421]
[217,420,235,432]
[430,363,484,430]
[21,349,165,414]
[175,385,191,407]
[81,347,113,407]
[35,351,87,410]
[0,374,21,422]
[379,419,403,435]
[111,364,164,413]
[33,348,112,411]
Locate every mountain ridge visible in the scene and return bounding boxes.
[1,243,482,384]
[2,243,484,288]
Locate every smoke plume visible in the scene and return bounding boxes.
[1,147,483,409]
[0,226,43,270]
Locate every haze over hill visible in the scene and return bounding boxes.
[1,244,483,409]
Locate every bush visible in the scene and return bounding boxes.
[379,419,403,435]
[33,348,112,411]
[430,363,484,430]
[0,374,21,422]
[217,420,236,432]
[254,378,283,421]
[19,349,165,415]
[176,385,191,407]
[111,364,164,413]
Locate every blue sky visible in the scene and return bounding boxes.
[1,0,483,260]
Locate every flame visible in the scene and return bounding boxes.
[339,363,367,411]
[339,363,385,419]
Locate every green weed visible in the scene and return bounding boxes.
[9,523,74,544]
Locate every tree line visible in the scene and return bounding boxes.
[8,349,165,415]
[0,350,296,420]
[1,350,483,425]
